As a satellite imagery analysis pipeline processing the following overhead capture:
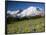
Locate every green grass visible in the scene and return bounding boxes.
[7,17,45,34]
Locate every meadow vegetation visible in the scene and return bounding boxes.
[7,16,45,34]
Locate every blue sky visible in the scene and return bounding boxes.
[7,1,45,11]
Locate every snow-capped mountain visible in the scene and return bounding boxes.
[7,6,44,18]
[16,6,44,18]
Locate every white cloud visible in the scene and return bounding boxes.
[7,10,19,15]
[7,10,20,17]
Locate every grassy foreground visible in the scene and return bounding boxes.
[7,17,45,34]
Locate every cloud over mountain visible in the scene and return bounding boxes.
[7,10,20,17]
